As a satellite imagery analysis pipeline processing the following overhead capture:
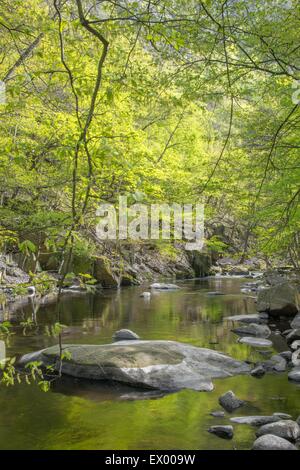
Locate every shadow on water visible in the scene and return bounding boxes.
[0,277,299,449]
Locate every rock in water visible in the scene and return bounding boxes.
[291,340,300,350]
[286,329,300,344]
[273,413,292,420]
[218,390,244,412]
[257,282,300,316]
[119,390,164,401]
[19,340,251,392]
[288,367,300,382]
[113,329,140,341]
[256,420,300,442]
[207,291,224,296]
[231,323,271,338]
[140,292,151,298]
[266,355,287,372]
[282,329,293,336]
[230,415,284,426]
[278,351,292,361]
[225,314,268,324]
[251,365,265,378]
[252,434,297,450]
[292,349,300,367]
[291,314,300,329]
[150,283,180,290]
[210,410,225,418]
[238,337,273,348]
[208,425,233,440]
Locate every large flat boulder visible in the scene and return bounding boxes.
[257,282,300,316]
[19,340,250,392]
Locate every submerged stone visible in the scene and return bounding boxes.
[207,291,224,296]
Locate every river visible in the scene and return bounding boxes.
[0,277,299,450]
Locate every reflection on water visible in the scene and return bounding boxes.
[0,340,5,361]
[51,376,167,402]
[0,277,299,450]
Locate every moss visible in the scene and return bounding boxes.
[72,254,94,275]
[156,242,179,261]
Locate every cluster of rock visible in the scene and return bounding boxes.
[211,273,300,449]
[210,257,266,277]
[228,270,300,383]
[208,390,300,450]
[87,245,204,288]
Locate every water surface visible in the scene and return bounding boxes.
[0,277,299,450]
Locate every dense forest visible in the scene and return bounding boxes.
[0,0,300,453]
[0,0,299,273]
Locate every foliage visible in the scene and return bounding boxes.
[0,1,299,264]
[78,273,98,293]
[0,321,13,337]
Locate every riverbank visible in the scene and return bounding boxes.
[1,244,299,317]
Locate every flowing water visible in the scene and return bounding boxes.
[0,277,299,450]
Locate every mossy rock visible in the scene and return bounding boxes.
[120,272,140,286]
[93,256,120,288]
